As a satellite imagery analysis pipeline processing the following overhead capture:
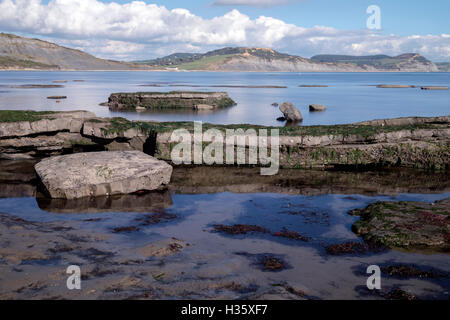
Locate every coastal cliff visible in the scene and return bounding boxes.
[1,33,441,72]
[0,33,151,71]
[137,47,440,72]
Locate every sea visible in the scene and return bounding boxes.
[0,71,449,126]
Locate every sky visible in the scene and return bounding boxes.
[0,0,449,61]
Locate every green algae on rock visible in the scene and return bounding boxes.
[1,110,449,170]
[349,198,450,251]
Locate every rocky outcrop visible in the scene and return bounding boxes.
[155,116,450,170]
[106,92,236,111]
[279,102,303,122]
[0,111,97,159]
[0,111,449,170]
[0,111,94,138]
[350,198,450,251]
[35,151,173,199]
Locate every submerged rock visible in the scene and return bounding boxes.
[47,96,67,100]
[272,229,309,242]
[349,198,450,251]
[213,224,269,235]
[11,84,64,89]
[376,85,416,89]
[325,242,372,255]
[279,102,303,122]
[35,151,173,199]
[261,256,286,272]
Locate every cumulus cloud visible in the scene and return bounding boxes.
[0,0,448,61]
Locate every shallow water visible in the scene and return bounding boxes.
[0,71,449,126]
[0,163,449,300]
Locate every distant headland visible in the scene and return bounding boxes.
[0,33,447,72]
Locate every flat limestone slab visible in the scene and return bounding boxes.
[35,151,173,199]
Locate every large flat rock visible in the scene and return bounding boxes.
[106,91,236,110]
[35,151,173,199]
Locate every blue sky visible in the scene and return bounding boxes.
[90,0,450,35]
[2,0,449,61]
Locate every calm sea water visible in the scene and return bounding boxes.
[0,71,449,126]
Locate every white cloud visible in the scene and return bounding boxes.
[0,0,449,61]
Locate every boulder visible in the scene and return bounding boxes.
[309,104,327,112]
[35,151,173,199]
[279,102,303,122]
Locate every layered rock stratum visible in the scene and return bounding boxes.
[0,110,448,170]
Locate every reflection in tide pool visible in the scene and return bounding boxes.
[0,186,449,299]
